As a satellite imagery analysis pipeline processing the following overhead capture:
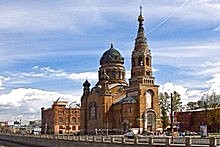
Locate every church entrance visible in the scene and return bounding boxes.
[143,110,156,132]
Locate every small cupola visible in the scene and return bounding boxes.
[83,79,91,87]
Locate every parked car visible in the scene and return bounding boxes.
[142,131,153,136]
[74,132,80,136]
[124,131,135,138]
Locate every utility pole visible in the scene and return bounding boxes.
[107,112,108,136]
[170,93,173,136]
[68,106,71,136]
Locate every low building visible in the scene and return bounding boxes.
[29,120,41,134]
[41,101,80,134]
[175,107,220,133]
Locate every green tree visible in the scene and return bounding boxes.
[186,101,197,110]
[159,92,170,131]
[159,91,183,131]
[186,92,220,132]
[172,91,183,112]
[197,100,205,108]
[201,92,220,108]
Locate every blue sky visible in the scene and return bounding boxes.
[0,0,220,123]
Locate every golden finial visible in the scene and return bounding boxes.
[138,6,144,22]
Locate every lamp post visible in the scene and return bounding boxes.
[106,113,108,136]
[45,123,47,134]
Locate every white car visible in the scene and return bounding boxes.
[124,131,135,138]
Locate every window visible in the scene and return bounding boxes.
[72,117,76,123]
[146,91,153,109]
[138,57,143,66]
[58,110,64,115]
[59,117,63,123]
[66,126,71,130]
[66,117,69,124]
[111,70,116,79]
[89,102,96,120]
[146,71,150,76]
[72,126,76,130]
[146,57,150,66]
[59,126,64,129]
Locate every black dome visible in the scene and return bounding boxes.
[83,80,91,87]
[100,43,124,65]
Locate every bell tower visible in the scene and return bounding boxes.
[129,6,154,87]
[127,6,161,133]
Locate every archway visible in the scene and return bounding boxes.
[143,110,156,132]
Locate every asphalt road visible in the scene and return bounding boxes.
[0,140,32,147]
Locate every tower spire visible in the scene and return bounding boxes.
[140,6,142,15]
[135,6,147,46]
[138,6,144,25]
[130,6,153,86]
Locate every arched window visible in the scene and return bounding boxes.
[146,90,153,109]
[146,71,150,76]
[146,57,150,66]
[147,114,153,125]
[72,117,76,123]
[89,102,96,120]
[138,57,143,66]
[118,71,121,79]
[111,70,116,79]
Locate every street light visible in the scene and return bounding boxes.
[45,123,47,134]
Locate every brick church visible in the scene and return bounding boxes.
[80,7,161,135]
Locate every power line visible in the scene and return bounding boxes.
[146,0,190,35]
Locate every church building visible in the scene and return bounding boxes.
[80,7,161,135]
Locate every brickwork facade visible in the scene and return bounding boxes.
[80,8,161,135]
[175,107,220,133]
[41,101,80,134]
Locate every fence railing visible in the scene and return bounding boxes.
[0,133,220,147]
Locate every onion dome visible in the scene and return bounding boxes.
[83,79,91,87]
[100,43,124,65]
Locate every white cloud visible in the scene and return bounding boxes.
[159,79,220,106]
[0,76,10,90]
[0,1,105,32]
[159,82,205,105]
[192,62,220,77]
[0,88,81,123]
[0,0,219,33]
[214,26,220,32]
[154,42,220,63]
[0,0,219,122]
[207,73,220,94]
[159,82,188,99]
[3,66,98,88]
[33,66,98,81]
